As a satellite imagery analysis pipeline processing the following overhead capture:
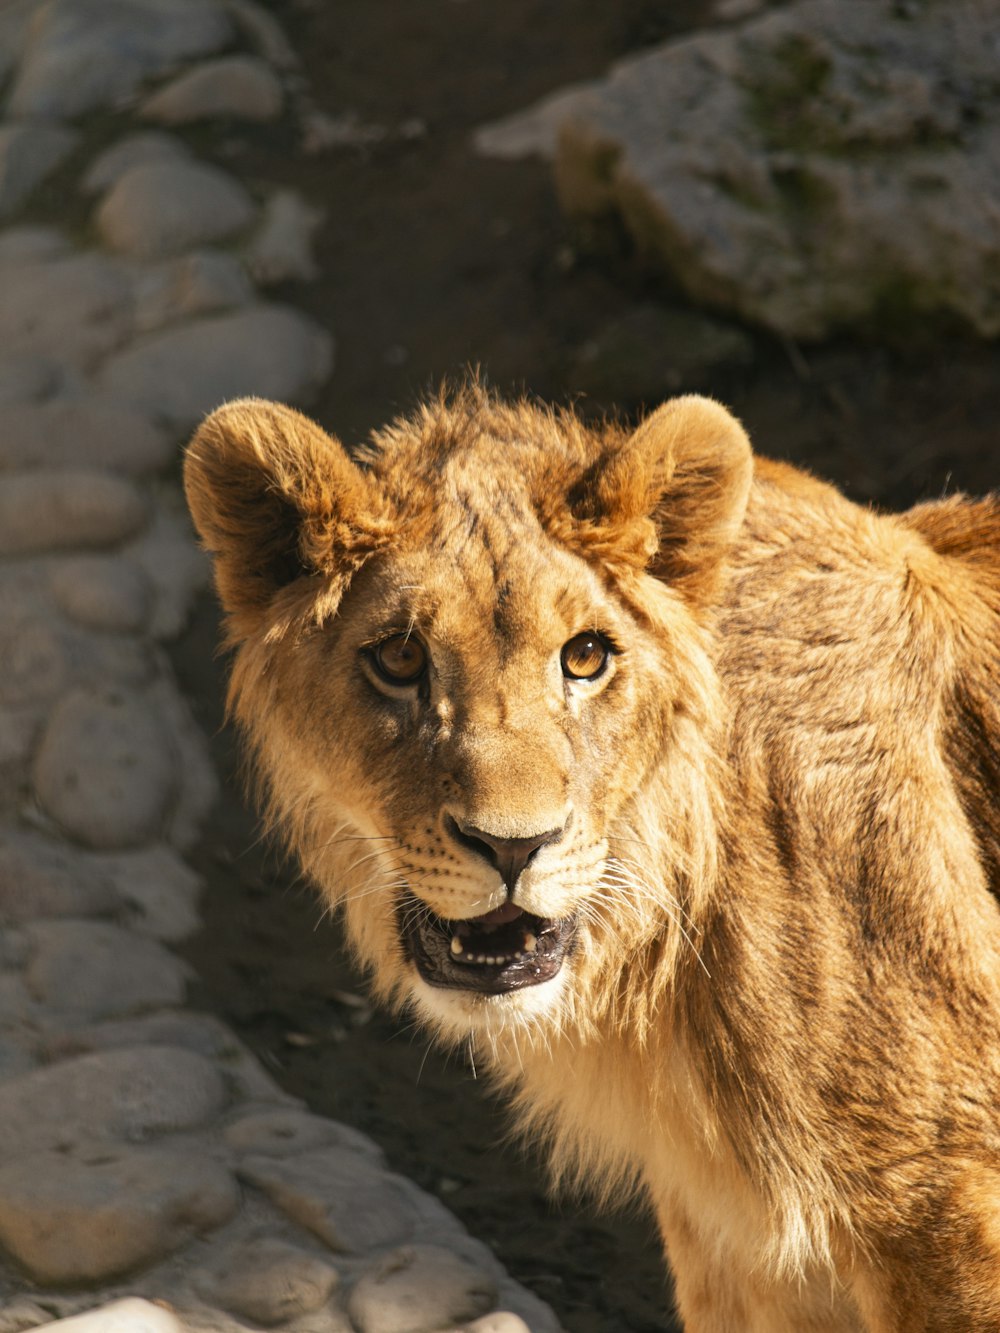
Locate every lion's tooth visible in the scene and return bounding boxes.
[523,933,538,953]
[450,936,463,956]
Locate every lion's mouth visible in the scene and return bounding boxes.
[399,893,576,994]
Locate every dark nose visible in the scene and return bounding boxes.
[446,816,563,893]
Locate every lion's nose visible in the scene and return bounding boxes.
[446,816,563,893]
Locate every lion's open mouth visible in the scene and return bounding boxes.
[399,893,576,994]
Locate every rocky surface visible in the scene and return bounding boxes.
[476,0,1000,341]
[0,3,561,1331]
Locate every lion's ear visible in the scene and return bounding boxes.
[593,396,753,605]
[184,398,390,642]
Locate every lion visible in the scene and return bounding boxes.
[185,384,1000,1332]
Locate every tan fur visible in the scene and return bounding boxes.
[185,384,1000,1331]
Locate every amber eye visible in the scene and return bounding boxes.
[371,634,427,685]
[561,632,610,681]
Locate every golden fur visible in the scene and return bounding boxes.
[185,385,1000,1332]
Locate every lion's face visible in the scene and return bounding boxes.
[184,388,751,1042]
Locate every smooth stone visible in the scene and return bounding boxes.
[0,471,145,556]
[128,496,213,638]
[131,249,255,333]
[142,676,218,849]
[0,1144,238,1284]
[81,131,190,195]
[30,1299,186,1333]
[0,397,172,475]
[0,251,133,368]
[0,707,40,805]
[225,1108,385,1164]
[239,1149,419,1253]
[462,1317,532,1333]
[194,1237,339,1326]
[0,827,119,923]
[97,160,256,260]
[8,0,233,121]
[0,124,78,218]
[50,556,151,633]
[245,189,323,285]
[100,305,334,429]
[95,843,201,941]
[24,919,189,1022]
[0,355,57,405]
[141,55,284,124]
[33,686,177,849]
[228,0,298,70]
[0,611,151,710]
[0,1045,227,1161]
[0,224,68,263]
[348,1245,497,1333]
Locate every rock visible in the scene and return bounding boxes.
[97,160,256,260]
[7,0,233,121]
[348,1245,497,1333]
[144,677,217,848]
[0,706,40,805]
[100,305,334,430]
[132,250,255,333]
[0,472,146,557]
[0,125,78,218]
[0,397,173,475]
[0,225,68,264]
[82,131,191,194]
[228,0,299,71]
[0,1045,227,1161]
[225,1108,385,1164]
[239,1149,419,1253]
[141,56,284,124]
[194,1237,339,1325]
[0,252,133,368]
[462,1317,532,1333]
[32,686,178,849]
[0,355,57,405]
[245,190,323,285]
[50,556,152,633]
[95,843,201,941]
[0,827,119,923]
[24,919,189,1022]
[0,1144,238,1284]
[476,0,1000,340]
[30,1298,186,1333]
[0,602,151,709]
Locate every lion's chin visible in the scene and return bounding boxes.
[398,891,577,996]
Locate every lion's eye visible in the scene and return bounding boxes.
[372,634,427,685]
[561,632,610,681]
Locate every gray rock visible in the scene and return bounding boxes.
[132,250,255,332]
[0,1144,238,1284]
[0,472,145,557]
[348,1245,497,1333]
[194,1237,339,1326]
[0,355,57,405]
[228,0,299,71]
[100,305,334,429]
[32,686,178,849]
[224,1108,385,1164]
[0,827,119,923]
[0,706,40,806]
[239,1149,419,1253]
[0,224,68,264]
[144,676,218,848]
[8,0,233,121]
[95,843,201,941]
[97,160,256,260]
[82,131,190,195]
[50,556,152,633]
[141,55,284,125]
[245,190,323,285]
[0,606,151,710]
[0,397,172,475]
[0,124,78,218]
[462,1318,532,1333]
[29,1299,186,1333]
[477,0,1000,340]
[24,919,189,1022]
[0,251,133,368]
[0,1044,227,1161]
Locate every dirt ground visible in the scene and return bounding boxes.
[175,2,1000,1330]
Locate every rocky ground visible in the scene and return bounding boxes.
[1,1,998,1332]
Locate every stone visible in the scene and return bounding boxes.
[141,56,284,125]
[0,827,119,923]
[224,1108,385,1164]
[0,1045,226,1161]
[50,556,152,633]
[144,677,218,848]
[228,0,299,71]
[30,1298,186,1333]
[0,472,146,557]
[348,1246,497,1333]
[239,1149,419,1253]
[245,190,323,285]
[462,1317,532,1333]
[0,707,40,805]
[95,843,201,941]
[476,0,1000,340]
[8,0,233,121]
[0,1144,238,1284]
[0,225,68,264]
[100,305,334,430]
[0,252,133,369]
[32,686,178,849]
[97,160,256,260]
[0,397,173,475]
[0,125,78,218]
[194,1237,339,1325]
[0,355,57,405]
[0,605,151,709]
[82,131,190,195]
[127,485,212,638]
[132,250,255,332]
[24,919,189,1021]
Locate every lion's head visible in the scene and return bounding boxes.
[184,386,752,1046]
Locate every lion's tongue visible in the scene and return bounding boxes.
[468,901,524,929]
